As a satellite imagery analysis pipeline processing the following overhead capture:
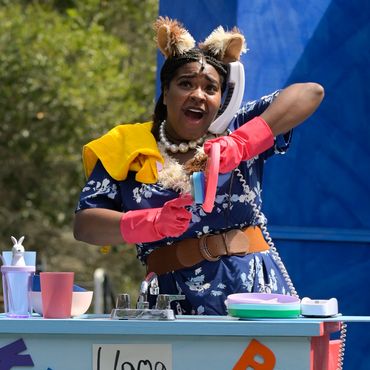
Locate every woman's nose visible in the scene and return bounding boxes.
[190,87,206,102]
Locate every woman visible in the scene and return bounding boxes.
[74,17,324,315]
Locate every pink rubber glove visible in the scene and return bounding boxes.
[120,194,193,243]
[204,116,274,173]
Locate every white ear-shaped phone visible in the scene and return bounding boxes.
[208,61,245,134]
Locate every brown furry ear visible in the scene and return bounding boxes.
[199,26,247,63]
[154,16,195,58]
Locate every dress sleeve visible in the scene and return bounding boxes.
[232,90,293,159]
[75,160,122,212]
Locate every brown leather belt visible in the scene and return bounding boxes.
[146,226,270,275]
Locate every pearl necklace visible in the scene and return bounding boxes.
[159,120,207,153]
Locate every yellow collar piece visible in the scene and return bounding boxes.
[82,122,164,184]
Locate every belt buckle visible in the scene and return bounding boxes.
[199,234,220,262]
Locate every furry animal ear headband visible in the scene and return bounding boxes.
[153,16,247,63]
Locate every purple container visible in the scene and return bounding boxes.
[1,265,35,318]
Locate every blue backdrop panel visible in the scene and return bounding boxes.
[263,0,370,229]
[158,1,370,369]
[276,239,370,370]
[237,0,332,100]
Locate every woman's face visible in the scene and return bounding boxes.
[163,61,222,142]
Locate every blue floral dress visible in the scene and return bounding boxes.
[76,91,294,315]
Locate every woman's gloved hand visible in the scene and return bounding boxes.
[120,194,193,243]
[204,116,274,173]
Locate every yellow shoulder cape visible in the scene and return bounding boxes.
[82,121,164,184]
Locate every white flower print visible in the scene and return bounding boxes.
[269,268,278,291]
[211,290,223,296]
[222,202,229,210]
[199,207,207,217]
[175,281,183,294]
[246,190,257,203]
[254,181,262,198]
[82,180,95,192]
[143,188,153,198]
[81,178,117,199]
[238,193,247,203]
[192,213,202,223]
[133,187,141,203]
[197,305,205,315]
[239,193,250,203]
[185,275,211,293]
[132,184,154,203]
[215,194,228,204]
[254,255,268,292]
[108,187,118,200]
[202,226,210,234]
[240,269,254,291]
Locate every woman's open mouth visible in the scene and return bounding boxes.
[184,108,205,121]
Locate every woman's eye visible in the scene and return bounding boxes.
[179,80,192,88]
[206,84,219,94]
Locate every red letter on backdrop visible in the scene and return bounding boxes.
[233,339,276,370]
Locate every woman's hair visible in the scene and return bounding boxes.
[152,49,228,140]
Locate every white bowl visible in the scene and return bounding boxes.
[30,291,93,317]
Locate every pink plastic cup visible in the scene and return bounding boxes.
[40,272,74,319]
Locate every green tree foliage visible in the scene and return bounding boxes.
[0,1,158,308]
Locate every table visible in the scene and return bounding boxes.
[0,314,368,370]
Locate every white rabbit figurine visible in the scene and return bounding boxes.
[11,236,26,266]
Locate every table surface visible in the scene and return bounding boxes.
[0,314,369,337]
